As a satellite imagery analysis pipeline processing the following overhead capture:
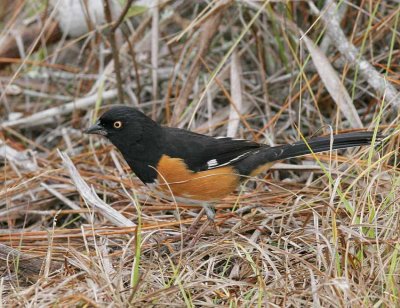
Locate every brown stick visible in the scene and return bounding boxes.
[104,0,125,104]
[0,18,62,70]
[171,2,230,125]
[111,0,135,32]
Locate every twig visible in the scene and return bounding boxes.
[104,0,124,104]
[0,17,62,70]
[303,35,363,128]
[41,183,90,221]
[171,1,230,125]
[0,140,37,171]
[1,89,118,128]
[151,0,159,117]
[90,1,171,95]
[227,51,244,137]
[59,150,135,227]
[319,0,400,108]
[111,0,135,31]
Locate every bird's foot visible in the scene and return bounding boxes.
[203,204,216,222]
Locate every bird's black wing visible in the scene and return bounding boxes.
[163,127,266,172]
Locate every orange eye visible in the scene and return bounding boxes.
[113,121,122,129]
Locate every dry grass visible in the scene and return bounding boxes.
[1,0,399,306]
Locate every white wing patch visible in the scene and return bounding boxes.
[207,159,218,168]
[206,151,251,169]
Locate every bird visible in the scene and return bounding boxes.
[85,106,383,221]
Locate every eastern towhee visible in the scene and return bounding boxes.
[85,106,383,220]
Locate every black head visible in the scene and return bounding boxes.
[85,106,164,183]
[85,106,160,149]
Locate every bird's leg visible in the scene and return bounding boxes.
[184,207,206,238]
[186,204,216,246]
[202,203,216,221]
[185,203,215,239]
[189,219,211,247]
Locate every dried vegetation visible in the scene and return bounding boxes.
[1,0,399,306]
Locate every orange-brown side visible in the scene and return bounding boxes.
[249,162,275,177]
[155,155,240,201]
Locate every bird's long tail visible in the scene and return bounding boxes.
[238,131,384,176]
[268,131,382,161]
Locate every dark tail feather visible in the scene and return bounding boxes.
[266,131,383,162]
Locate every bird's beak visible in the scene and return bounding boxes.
[84,121,107,136]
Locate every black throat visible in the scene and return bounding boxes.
[109,123,164,184]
